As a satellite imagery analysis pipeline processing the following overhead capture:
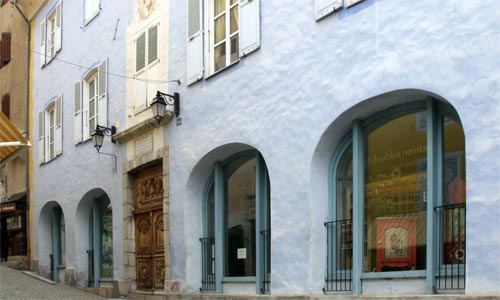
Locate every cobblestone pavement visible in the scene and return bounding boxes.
[0,265,115,300]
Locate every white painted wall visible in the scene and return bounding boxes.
[166,0,500,295]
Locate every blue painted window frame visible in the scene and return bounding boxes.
[328,99,465,294]
[202,150,271,294]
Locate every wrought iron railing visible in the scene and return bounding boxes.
[87,250,94,287]
[199,237,215,292]
[261,229,271,294]
[324,219,352,292]
[49,254,54,281]
[435,203,466,290]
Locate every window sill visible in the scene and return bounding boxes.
[205,59,240,81]
[361,270,426,279]
[40,153,62,166]
[133,105,150,116]
[84,11,100,27]
[221,276,256,283]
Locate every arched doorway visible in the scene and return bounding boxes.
[76,188,113,288]
[38,201,65,282]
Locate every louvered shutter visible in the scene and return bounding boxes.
[38,111,45,164]
[315,0,342,20]
[148,25,158,64]
[55,1,62,52]
[186,0,203,85]
[40,20,46,67]
[239,0,260,57]
[97,58,107,127]
[55,96,63,155]
[74,81,83,144]
[136,33,146,72]
[344,0,364,8]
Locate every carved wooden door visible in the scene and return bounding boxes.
[135,164,165,290]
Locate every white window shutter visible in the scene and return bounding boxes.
[148,25,158,65]
[38,111,45,164]
[97,58,108,127]
[344,0,364,8]
[40,19,46,67]
[186,0,204,85]
[55,1,62,52]
[239,0,260,57]
[55,96,63,155]
[136,33,146,72]
[146,63,160,106]
[135,71,147,109]
[316,0,342,20]
[74,81,83,144]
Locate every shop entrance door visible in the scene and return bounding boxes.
[134,164,165,290]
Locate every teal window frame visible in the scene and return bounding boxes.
[328,99,465,294]
[202,150,271,294]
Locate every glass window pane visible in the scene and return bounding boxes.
[89,99,95,117]
[230,6,238,34]
[230,35,238,63]
[214,43,226,72]
[214,0,225,15]
[207,184,215,237]
[336,145,353,270]
[230,0,237,5]
[101,203,113,278]
[224,157,256,277]
[442,116,466,265]
[365,112,427,272]
[214,15,226,44]
[89,119,95,136]
[89,81,95,99]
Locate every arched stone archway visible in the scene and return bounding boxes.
[75,188,113,288]
[38,201,65,282]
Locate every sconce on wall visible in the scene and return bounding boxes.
[91,125,116,152]
[150,91,180,124]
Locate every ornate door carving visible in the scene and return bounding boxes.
[135,164,165,290]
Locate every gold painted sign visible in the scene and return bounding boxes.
[0,203,16,212]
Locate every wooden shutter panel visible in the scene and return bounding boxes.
[97,58,107,127]
[315,0,342,20]
[148,25,158,64]
[1,32,11,66]
[55,1,62,52]
[186,0,203,85]
[40,20,47,67]
[38,111,45,164]
[1,94,10,118]
[344,0,364,8]
[239,0,260,57]
[74,81,83,144]
[55,96,63,155]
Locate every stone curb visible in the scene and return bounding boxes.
[22,271,56,285]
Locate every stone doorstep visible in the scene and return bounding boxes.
[22,271,55,285]
[79,287,117,298]
[126,292,500,300]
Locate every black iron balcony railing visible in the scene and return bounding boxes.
[324,219,352,292]
[199,237,216,292]
[435,203,466,290]
[261,229,271,294]
[49,254,54,281]
[87,250,94,287]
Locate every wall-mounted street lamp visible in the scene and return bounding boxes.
[91,125,116,152]
[150,91,180,124]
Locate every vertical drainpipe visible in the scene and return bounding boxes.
[11,0,31,271]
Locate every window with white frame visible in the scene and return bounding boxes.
[186,0,261,84]
[74,59,108,143]
[315,0,365,21]
[134,23,159,111]
[84,0,100,25]
[38,96,63,164]
[40,1,62,68]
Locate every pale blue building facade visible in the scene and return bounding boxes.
[31,0,128,294]
[164,0,500,297]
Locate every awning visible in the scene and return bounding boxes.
[0,112,30,161]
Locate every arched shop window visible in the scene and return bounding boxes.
[325,99,466,294]
[200,150,271,294]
